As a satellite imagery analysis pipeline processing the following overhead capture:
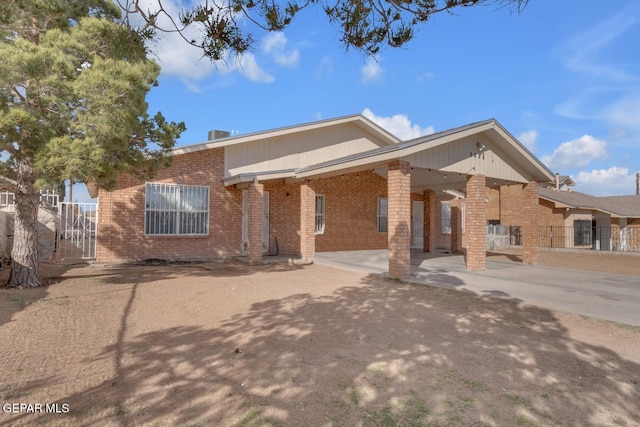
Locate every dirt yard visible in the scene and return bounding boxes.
[0,252,639,427]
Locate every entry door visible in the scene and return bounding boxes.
[242,190,270,255]
[412,201,424,249]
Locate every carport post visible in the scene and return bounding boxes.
[299,181,316,263]
[388,160,411,280]
[465,174,486,271]
[423,190,437,253]
[247,181,264,265]
[522,181,539,264]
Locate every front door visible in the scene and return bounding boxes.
[242,190,270,255]
[412,201,424,249]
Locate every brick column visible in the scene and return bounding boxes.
[423,190,437,253]
[451,203,459,253]
[299,181,316,263]
[522,181,539,264]
[247,182,264,265]
[465,174,486,271]
[388,161,411,280]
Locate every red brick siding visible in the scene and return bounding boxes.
[388,161,411,279]
[465,174,487,271]
[522,181,539,264]
[538,198,566,227]
[96,148,242,262]
[247,183,264,265]
[311,170,389,251]
[498,185,524,226]
[263,180,301,255]
[424,190,436,252]
[299,182,316,261]
[486,187,500,222]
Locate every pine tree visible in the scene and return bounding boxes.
[0,1,185,287]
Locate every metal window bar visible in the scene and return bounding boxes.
[377,197,388,233]
[441,202,452,234]
[315,194,325,234]
[0,190,57,208]
[144,183,209,235]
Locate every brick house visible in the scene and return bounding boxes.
[485,175,640,251]
[94,115,554,278]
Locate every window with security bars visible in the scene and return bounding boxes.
[315,194,325,234]
[377,197,388,233]
[145,183,209,235]
[573,219,591,246]
[441,202,452,234]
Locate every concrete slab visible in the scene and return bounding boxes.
[315,249,640,327]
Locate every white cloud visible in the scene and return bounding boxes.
[236,53,274,83]
[261,32,299,67]
[541,135,607,170]
[125,0,278,85]
[418,71,435,81]
[362,108,434,140]
[361,57,383,84]
[517,130,538,153]
[130,0,217,80]
[316,56,333,78]
[573,166,636,196]
[603,93,640,131]
[561,11,637,82]
[553,3,640,133]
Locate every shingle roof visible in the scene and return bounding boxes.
[539,187,640,218]
[597,195,640,217]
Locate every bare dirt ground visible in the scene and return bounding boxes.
[0,252,639,427]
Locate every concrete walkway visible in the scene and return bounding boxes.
[315,250,640,327]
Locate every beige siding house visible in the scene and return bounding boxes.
[95,114,555,278]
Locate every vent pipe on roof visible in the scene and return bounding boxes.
[208,129,231,141]
[636,172,639,196]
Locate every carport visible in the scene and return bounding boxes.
[289,119,554,279]
[314,249,640,327]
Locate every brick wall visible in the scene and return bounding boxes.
[388,161,411,279]
[299,182,316,262]
[497,185,523,226]
[247,183,264,265]
[465,174,487,271]
[96,148,242,262]
[521,181,539,264]
[263,179,301,255]
[311,170,389,251]
[486,187,500,222]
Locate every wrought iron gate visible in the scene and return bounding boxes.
[58,202,98,261]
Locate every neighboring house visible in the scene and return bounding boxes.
[485,174,640,252]
[94,114,554,278]
[0,180,60,262]
[537,188,640,251]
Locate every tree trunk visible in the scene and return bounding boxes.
[8,159,41,288]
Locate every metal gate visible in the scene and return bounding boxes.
[58,202,98,261]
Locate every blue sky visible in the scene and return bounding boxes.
[72,0,640,200]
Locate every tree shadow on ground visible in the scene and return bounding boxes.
[487,251,523,263]
[32,273,640,426]
[0,260,302,330]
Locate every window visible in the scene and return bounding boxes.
[573,219,591,246]
[145,183,209,235]
[441,202,452,234]
[315,194,325,234]
[377,197,388,233]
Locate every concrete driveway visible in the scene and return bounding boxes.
[314,250,640,327]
